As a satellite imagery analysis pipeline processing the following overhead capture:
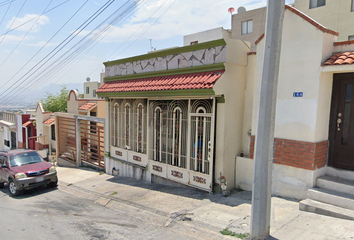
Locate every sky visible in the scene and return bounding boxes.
[0,0,294,102]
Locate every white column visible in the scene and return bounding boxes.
[250,1,284,239]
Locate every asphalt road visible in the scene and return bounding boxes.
[0,184,200,240]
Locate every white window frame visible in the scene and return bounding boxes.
[137,103,144,153]
[310,0,325,9]
[113,103,119,147]
[241,20,253,35]
[172,107,183,167]
[349,35,354,41]
[125,103,131,149]
[154,107,162,162]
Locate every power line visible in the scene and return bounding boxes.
[0,0,89,92]
[0,0,13,27]
[0,0,70,37]
[0,0,27,45]
[0,0,117,101]
[22,0,145,98]
[0,0,54,68]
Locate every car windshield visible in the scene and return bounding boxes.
[9,152,43,167]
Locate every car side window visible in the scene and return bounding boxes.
[3,156,8,167]
[0,156,4,166]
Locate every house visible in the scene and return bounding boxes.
[35,103,56,156]
[0,112,34,151]
[97,38,250,192]
[55,89,106,169]
[293,0,354,42]
[235,4,354,203]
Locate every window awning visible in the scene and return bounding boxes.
[78,102,97,111]
[97,70,224,94]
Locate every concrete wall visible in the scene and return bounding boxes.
[231,7,266,51]
[236,157,327,199]
[183,27,231,46]
[105,158,151,182]
[252,9,335,143]
[213,38,250,189]
[294,0,354,42]
[67,90,80,114]
[84,81,101,99]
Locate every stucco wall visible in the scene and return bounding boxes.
[183,27,231,46]
[67,91,79,114]
[236,156,327,199]
[232,7,266,51]
[293,0,354,42]
[213,39,249,189]
[84,81,101,99]
[252,9,335,143]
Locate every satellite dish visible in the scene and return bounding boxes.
[86,77,90,82]
[237,6,246,13]
[228,7,235,14]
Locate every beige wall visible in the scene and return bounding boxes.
[183,27,231,46]
[252,9,337,143]
[213,38,250,189]
[294,0,354,42]
[67,90,80,114]
[84,81,101,99]
[231,7,266,51]
[35,103,52,145]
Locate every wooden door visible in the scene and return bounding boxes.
[329,73,354,170]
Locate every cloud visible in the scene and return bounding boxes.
[0,34,34,44]
[6,14,49,32]
[27,41,58,47]
[78,0,294,44]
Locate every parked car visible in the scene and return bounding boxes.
[0,149,58,197]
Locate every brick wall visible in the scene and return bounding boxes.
[249,135,255,159]
[249,136,328,170]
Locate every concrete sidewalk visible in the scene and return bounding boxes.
[56,166,354,240]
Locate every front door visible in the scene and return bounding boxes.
[329,73,354,170]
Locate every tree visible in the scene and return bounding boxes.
[40,85,69,113]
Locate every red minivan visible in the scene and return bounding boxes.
[0,149,58,197]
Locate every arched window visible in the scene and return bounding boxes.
[125,103,131,149]
[154,107,162,161]
[137,103,144,153]
[113,103,119,147]
[195,107,206,173]
[173,107,182,166]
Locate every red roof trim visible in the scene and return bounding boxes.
[23,121,32,127]
[285,5,339,36]
[247,52,257,55]
[96,70,225,94]
[334,40,354,46]
[255,33,265,45]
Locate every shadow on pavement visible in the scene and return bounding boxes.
[106,175,252,207]
[0,184,58,199]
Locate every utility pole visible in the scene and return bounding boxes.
[250,1,284,239]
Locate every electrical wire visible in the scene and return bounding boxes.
[0,0,13,26]
[0,0,54,68]
[0,0,117,101]
[0,0,89,92]
[0,0,27,45]
[0,0,70,37]
[22,0,144,97]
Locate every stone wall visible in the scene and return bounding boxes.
[106,46,227,77]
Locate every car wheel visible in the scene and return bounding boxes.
[47,180,58,188]
[0,182,4,188]
[8,179,21,197]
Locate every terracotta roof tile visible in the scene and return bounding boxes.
[78,102,97,110]
[96,70,225,94]
[323,52,354,66]
[23,121,32,127]
[43,118,55,125]
[334,40,354,46]
[255,33,265,45]
[247,52,257,55]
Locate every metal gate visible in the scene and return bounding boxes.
[80,120,104,168]
[57,117,76,163]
